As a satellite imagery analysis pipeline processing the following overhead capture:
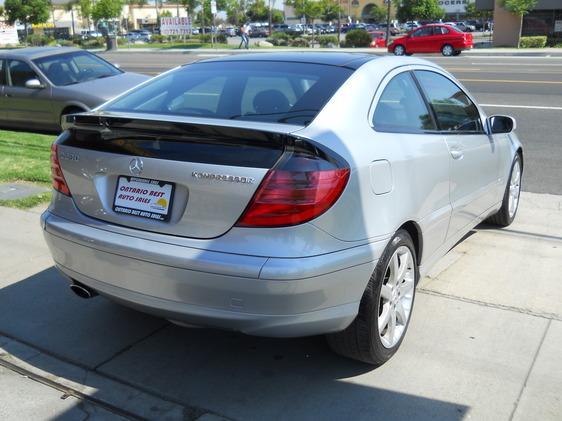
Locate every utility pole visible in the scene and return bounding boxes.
[385,0,391,46]
[337,0,341,46]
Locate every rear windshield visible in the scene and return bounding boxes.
[104,61,353,126]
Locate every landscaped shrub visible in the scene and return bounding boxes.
[519,36,547,48]
[267,32,290,46]
[317,35,338,47]
[27,34,55,46]
[344,29,371,48]
[57,39,77,47]
[196,33,227,44]
[289,37,309,47]
[80,38,106,49]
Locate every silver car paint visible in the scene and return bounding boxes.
[0,48,149,132]
[41,56,522,336]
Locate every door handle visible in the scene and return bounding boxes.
[450,150,463,160]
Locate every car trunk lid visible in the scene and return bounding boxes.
[56,113,302,239]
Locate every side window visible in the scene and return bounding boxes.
[0,60,4,85]
[436,26,450,35]
[8,60,38,88]
[415,71,483,133]
[412,27,433,37]
[373,72,436,133]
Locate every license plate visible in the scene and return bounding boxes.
[113,176,175,221]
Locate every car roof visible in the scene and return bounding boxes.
[0,47,81,60]
[197,52,378,70]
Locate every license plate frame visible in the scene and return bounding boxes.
[113,176,175,222]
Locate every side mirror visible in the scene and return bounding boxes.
[25,79,44,89]
[489,115,516,134]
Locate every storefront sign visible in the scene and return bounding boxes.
[160,17,191,36]
[0,24,19,45]
[438,0,470,14]
[555,20,562,33]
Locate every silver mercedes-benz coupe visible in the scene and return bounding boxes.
[42,53,523,365]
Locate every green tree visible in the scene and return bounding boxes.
[394,0,444,22]
[4,0,50,37]
[501,0,538,47]
[368,3,385,23]
[78,0,93,27]
[224,0,246,25]
[92,0,124,22]
[318,0,342,23]
[286,0,321,25]
[246,0,268,21]
[501,0,537,16]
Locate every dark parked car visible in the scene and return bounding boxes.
[0,47,149,133]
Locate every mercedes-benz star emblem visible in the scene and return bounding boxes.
[129,158,143,176]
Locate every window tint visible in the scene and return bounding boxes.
[412,27,433,37]
[34,51,120,86]
[373,72,436,133]
[105,61,353,126]
[8,60,38,87]
[0,60,4,85]
[435,26,450,35]
[415,71,483,132]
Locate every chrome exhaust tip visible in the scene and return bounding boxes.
[69,281,97,299]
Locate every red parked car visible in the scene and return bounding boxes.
[388,24,473,56]
[369,31,387,48]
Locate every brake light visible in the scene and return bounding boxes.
[50,143,71,196]
[236,145,350,228]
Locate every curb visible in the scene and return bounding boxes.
[98,47,562,57]
[0,335,232,421]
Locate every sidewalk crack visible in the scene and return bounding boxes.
[508,319,552,421]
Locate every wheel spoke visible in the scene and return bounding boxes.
[378,305,390,332]
[381,284,392,301]
[395,301,408,325]
[389,253,400,286]
[387,307,397,341]
[396,251,410,282]
[399,279,414,296]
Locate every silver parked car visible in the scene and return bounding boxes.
[42,53,523,365]
[0,47,149,133]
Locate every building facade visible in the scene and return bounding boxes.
[476,0,562,46]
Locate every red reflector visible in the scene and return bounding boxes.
[236,167,350,228]
[50,143,71,196]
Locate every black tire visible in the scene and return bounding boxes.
[326,229,418,366]
[441,44,454,56]
[453,50,462,56]
[486,154,522,227]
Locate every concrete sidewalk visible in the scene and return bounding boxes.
[0,192,560,420]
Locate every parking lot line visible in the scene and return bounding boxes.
[480,104,562,111]
[460,78,562,85]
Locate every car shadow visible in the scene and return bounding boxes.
[0,266,469,420]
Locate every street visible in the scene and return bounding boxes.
[100,50,562,195]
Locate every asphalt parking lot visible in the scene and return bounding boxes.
[1,51,561,420]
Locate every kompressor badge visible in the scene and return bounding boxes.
[192,171,255,184]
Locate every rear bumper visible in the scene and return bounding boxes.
[42,211,384,337]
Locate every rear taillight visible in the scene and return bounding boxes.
[50,143,71,196]
[236,143,350,228]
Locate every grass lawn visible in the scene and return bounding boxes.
[0,130,55,209]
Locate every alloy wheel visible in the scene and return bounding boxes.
[508,159,521,218]
[378,246,415,348]
[442,44,454,56]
